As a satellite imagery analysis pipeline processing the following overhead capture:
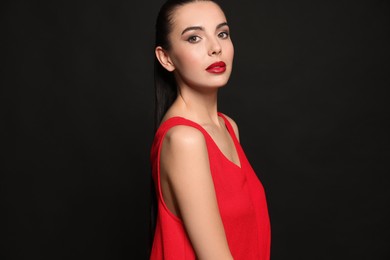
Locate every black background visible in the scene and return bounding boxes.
[1,0,389,259]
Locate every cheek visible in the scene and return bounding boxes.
[225,41,234,61]
[172,46,205,71]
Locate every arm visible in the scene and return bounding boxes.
[160,125,234,260]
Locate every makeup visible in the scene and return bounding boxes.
[206,61,226,74]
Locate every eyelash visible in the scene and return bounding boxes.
[218,31,229,39]
[187,35,201,43]
[186,31,230,43]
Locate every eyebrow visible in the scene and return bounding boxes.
[181,22,229,35]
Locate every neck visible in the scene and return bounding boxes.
[173,85,220,126]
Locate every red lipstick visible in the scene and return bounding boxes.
[206,61,226,74]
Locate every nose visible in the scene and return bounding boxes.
[208,38,222,56]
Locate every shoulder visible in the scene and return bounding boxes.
[164,124,206,148]
[160,125,211,179]
[219,113,240,141]
[161,125,208,160]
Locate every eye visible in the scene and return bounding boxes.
[218,31,229,39]
[187,35,201,43]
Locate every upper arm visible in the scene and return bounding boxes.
[221,114,240,142]
[160,126,233,260]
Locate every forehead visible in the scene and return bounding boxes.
[171,1,227,30]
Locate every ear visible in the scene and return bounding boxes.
[155,46,175,72]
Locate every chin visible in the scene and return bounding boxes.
[182,74,231,90]
[202,81,229,90]
[208,76,230,88]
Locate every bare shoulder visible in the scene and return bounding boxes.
[220,113,240,141]
[161,125,209,177]
[163,125,206,150]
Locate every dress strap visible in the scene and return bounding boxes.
[151,117,211,161]
[156,116,209,140]
[217,112,239,144]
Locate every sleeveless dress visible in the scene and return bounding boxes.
[150,112,271,260]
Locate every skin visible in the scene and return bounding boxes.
[155,2,240,259]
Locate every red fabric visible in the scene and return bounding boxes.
[150,112,271,260]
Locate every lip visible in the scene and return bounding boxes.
[206,61,226,73]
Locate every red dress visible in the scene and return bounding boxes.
[150,112,271,259]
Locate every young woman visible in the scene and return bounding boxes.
[150,0,270,259]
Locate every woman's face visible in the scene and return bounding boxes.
[162,1,234,90]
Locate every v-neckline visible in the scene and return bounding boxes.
[161,114,242,169]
